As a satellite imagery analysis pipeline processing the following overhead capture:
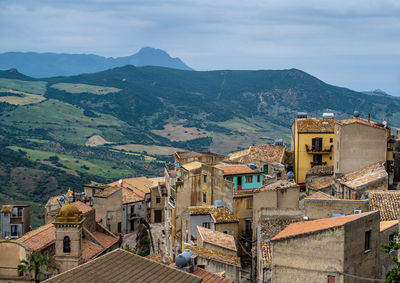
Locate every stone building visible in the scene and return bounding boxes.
[0,240,30,282]
[196,226,237,256]
[305,165,334,194]
[149,177,167,223]
[379,220,398,279]
[1,204,30,239]
[14,202,119,275]
[304,191,370,220]
[334,163,388,199]
[291,116,335,188]
[271,211,380,283]
[334,116,391,176]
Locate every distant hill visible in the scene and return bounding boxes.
[0,47,193,78]
[362,89,390,97]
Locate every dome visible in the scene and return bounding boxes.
[55,204,83,223]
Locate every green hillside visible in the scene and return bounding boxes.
[0,65,399,225]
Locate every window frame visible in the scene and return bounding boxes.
[365,230,371,252]
[245,175,253,184]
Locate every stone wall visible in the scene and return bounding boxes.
[304,199,369,220]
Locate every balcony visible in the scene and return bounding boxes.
[305,144,333,154]
[128,213,140,219]
[310,161,327,167]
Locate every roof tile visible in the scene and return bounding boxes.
[369,191,400,221]
[215,164,255,176]
[188,206,239,223]
[197,226,237,252]
[295,118,335,133]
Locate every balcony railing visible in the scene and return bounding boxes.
[305,144,333,154]
[310,161,327,167]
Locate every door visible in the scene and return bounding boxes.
[237,176,242,189]
[130,220,135,231]
[154,210,162,223]
[263,164,268,174]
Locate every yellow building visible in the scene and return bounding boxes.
[291,117,335,186]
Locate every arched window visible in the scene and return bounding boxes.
[63,236,71,253]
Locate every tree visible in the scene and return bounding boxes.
[17,252,55,283]
[122,243,135,254]
[381,235,400,282]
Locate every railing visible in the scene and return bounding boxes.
[305,144,333,153]
[310,161,327,167]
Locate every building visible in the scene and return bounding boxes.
[305,165,334,194]
[121,187,146,234]
[149,177,167,223]
[271,211,380,283]
[215,164,263,190]
[1,204,30,239]
[227,144,286,180]
[334,115,391,176]
[334,163,388,199]
[182,206,239,244]
[184,244,241,283]
[291,116,335,187]
[43,249,202,283]
[14,202,119,274]
[304,191,370,220]
[379,220,398,279]
[196,226,237,256]
[45,189,74,223]
[174,151,225,167]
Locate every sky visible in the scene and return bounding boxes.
[1,0,400,95]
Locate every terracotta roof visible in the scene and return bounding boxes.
[44,249,202,283]
[260,216,302,239]
[228,144,286,164]
[310,176,333,191]
[272,212,373,241]
[305,191,337,200]
[122,187,144,204]
[184,244,241,267]
[256,180,298,192]
[81,240,103,260]
[191,268,231,283]
[121,177,152,194]
[94,186,121,198]
[215,164,255,176]
[338,118,386,129]
[181,161,204,171]
[337,163,388,189]
[260,241,271,269]
[71,201,93,214]
[306,166,334,176]
[197,226,237,252]
[295,118,335,133]
[369,191,400,221]
[188,206,239,223]
[1,205,13,213]
[16,223,56,251]
[92,232,119,250]
[380,220,398,232]
[148,177,165,187]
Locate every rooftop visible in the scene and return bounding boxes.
[120,177,153,194]
[148,177,165,187]
[295,118,335,133]
[228,144,286,164]
[81,240,103,260]
[191,268,231,283]
[16,223,56,251]
[1,205,13,213]
[337,163,388,189]
[369,191,400,221]
[256,180,298,192]
[188,206,239,224]
[197,226,237,252]
[94,186,121,198]
[70,201,93,215]
[272,212,374,241]
[338,117,386,129]
[260,216,303,239]
[380,220,398,232]
[181,161,204,171]
[184,244,241,267]
[122,187,144,204]
[304,191,367,202]
[44,249,201,283]
[215,164,256,176]
[309,176,333,191]
[306,165,334,176]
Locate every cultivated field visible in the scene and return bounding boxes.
[51,83,121,95]
[0,78,47,94]
[151,123,209,141]
[112,143,184,155]
[0,89,46,105]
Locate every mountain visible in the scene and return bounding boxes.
[0,47,193,78]
[1,66,400,224]
[363,89,390,97]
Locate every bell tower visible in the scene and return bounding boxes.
[54,204,84,273]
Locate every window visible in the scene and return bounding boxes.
[226,176,233,182]
[202,222,210,229]
[330,138,333,143]
[118,222,122,234]
[223,231,228,234]
[328,275,336,283]
[203,175,207,183]
[203,192,207,203]
[11,225,18,237]
[130,206,135,214]
[245,176,252,183]
[257,175,261,183]
[313,154,322,165]
[389,233,397,242]
[156,197,161,204]
[245,199,253,209]
[63,236,71,253]
[245,220,252,235]
[365,230,371,251]
[312,137,323,151]
[329,156,332,160]
[17,208,23,217]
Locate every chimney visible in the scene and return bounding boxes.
[368,113,370,122]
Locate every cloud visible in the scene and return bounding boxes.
[0,0,399,94]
